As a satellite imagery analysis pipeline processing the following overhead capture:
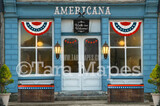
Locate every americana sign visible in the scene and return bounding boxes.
[54,6,111,15]
[110,21,142,36]
[74,20,89,33]
[22,21,52,36]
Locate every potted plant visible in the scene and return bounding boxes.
[148,64,160,106]
[0,64,14,106]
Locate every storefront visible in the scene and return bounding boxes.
[3,0,159,100]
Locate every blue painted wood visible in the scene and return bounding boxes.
[145,0,159,17]
[101,17,109,91]
[54,17,62,92]
[18,77,54,80]
[3,0,159,93]
[3,0,16,13]
[5,18,18,93]
[16,5,145,18]
[61,32,101,36]
[111,76,143,79]
[143,18,158,93]
[17,16,145,19]
[143,0,158,93]
[16,2,145,6]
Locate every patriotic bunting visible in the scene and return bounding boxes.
[110,21,142,36]
[22,21,52,36]
[65,39,77,44]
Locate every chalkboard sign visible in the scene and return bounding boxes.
[74,20,89,33]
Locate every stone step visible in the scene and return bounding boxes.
[55,95,107,101]
[9,101,153,106]
[55,90,107,101]
[57,90,106,96]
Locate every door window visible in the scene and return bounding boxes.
[84,38,99,73]
[64,38,79,73]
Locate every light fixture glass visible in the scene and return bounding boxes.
[54,42,61,59]
[102,41,109,59]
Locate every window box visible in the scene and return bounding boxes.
[18,85,54,102]
[107,84,144,103]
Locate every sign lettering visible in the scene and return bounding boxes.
[54,6,111,15]
[74,20,89,33]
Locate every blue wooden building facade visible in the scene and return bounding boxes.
[3,0,159,94]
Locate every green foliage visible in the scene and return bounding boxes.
[153,89,159,93]
[0,64,14,93]
[148,64,160,93]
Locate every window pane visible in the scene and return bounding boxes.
[84,38,99,73]
[37,26,52,47]
[127,28,141,46]
[127,48,141,73]
[64,38,78,73]
[38,49,52,74]
[21,49,35,74]
[21,24,35,47]
[111,48,125,74]
[110,25,124,47]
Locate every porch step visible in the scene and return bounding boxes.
[9,101,153,106]
[55,95,107,101]
[55,91,107,101]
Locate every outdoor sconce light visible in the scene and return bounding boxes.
[54,41,61,59]
[102,41,109,59]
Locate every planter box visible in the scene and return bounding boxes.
[18,85,54,102]
[107,84,144,103]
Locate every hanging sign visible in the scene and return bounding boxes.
[110,21,141,36]
[22,21,52,36]
[74,20,89,33]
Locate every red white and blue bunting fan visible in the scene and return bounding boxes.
[110,21,142,36]
[22,21,52,36]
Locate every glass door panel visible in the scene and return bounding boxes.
[84,38,99,73]
[64,38,79,73]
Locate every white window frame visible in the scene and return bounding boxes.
[18,19,54,77]
[109,20,143,77]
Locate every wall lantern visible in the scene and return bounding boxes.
[102,41,109,59]
[54,41,61,59]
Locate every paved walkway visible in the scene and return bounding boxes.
[9,100,153,106]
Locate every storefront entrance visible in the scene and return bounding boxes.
[62,36,101,91]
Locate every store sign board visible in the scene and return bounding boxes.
[54,6,111,15]
[74,20,89,33]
